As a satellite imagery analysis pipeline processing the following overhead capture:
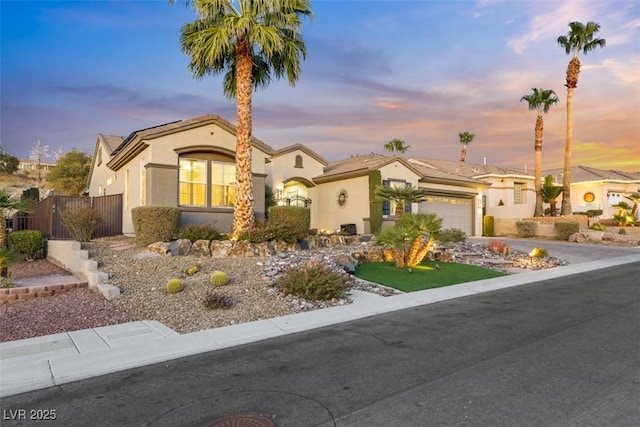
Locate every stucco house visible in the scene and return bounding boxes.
[87,113,639,237]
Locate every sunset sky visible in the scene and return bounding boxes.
[1,0,638,172]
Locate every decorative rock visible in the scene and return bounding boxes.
[367,247,384,263]
[229,240,257,257]
[148,241,171,255]
[335,253,358,274]
[253,242,275,257]
[350,250,367,264]
[210,240,233,258]
[345,236,360,245]
[191,240,211,257]
[330,235,346,246]
[169,239,192,256]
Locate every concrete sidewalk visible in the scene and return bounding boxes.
[1,247,637,398]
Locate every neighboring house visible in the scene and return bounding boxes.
[18,159,56,173]
[87,113,639,237]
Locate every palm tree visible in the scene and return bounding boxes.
[384,138,410,154]
[0,189,33,249]
[376,225,408,268]
[375,184,427,219]
[458,131,474,163]
[557,21,606,215]
[397,213,443,267]
[541,175,563,217]
[176,0,313,239]
[520,88,559,217]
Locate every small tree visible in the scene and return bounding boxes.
[0,189,33,249]
[375,184,426,219]
[541,175,563,216]
[458,131,475,163]
[46,150,91,195]
[398,213,443,267]
[29,139,50,182]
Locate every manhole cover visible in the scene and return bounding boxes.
[208,413,276,427]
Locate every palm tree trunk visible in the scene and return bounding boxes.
[230,42,256,239]
[413,236,436,265]
[534,114,543,217]
[460,145,467,163]
[0,210,6,249]
[561,57,580,216]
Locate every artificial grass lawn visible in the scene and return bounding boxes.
[355,260,507,292]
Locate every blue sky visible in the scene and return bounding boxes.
[1,0,639,172]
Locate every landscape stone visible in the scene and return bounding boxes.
[190,240,211,257]
[148,242,170,255]
[169,239,192,256]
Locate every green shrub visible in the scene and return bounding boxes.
[131,206,181,246]
[61,206,102,242]
[530,247,549,258]
[435,228,467,245]
[276,263,349,301]
[210,271,229,287]
[8,230,43,261]
[238,221,306,244]
[166,278,184,294]
[619,228,627,235]
[0,248,18,276]
[483,215,494,237]
[554,221,580,241]
[202,291,235,310]
[589,223,606,231]
[0,276,15,288]
[179,223,221,242]
[267,206,310,242]
[516,221,537,238]
[587,209,603,218]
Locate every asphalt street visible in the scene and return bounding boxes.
[1,262,638,427]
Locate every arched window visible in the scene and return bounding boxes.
[178,152,236,208]
[294,155,303,168]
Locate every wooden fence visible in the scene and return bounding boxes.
[12,194,122,240]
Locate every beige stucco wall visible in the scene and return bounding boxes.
[314,175,369,234]
[267,150,324,188]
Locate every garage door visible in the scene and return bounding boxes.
[419,195,473,235]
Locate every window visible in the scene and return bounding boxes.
[294,155,303,168]
[210,161,236,207]
[179,157,236,208]
[179,158,207,207]
[514,182,523,204]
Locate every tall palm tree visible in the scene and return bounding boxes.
[375,184,427,219]
[520,88,559,217]
[557,21,606,215]
[176,0,313,239]
[458,131,474,163]
[384,138,410,154]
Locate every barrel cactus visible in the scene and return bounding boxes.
[210,271,229,287]
[166,278,184,294]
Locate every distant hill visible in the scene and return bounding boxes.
[0,172,53,200]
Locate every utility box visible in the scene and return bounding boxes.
[340,223,357,235]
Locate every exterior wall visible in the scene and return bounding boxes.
[482,177,535,209]
[378,161,422,218]
[267,150,324,189]
[314,175,369,234]
[88,143,122,197]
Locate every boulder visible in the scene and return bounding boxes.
[169,239,192,256]
[148,241,171,255]
[335,253,358,274]
[190,240,211,257]
[367,247,385,263]
[254,242,275,257]
[229,240,257,257]
[350,250,367,264]
[210,240,233,258]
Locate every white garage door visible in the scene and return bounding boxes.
[419,195,473,235]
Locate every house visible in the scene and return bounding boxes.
[87,114,275,235]
[87,113,639,237]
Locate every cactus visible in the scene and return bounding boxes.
[210,271,229,287]
[166,278,184,294]
[185,264,200,276]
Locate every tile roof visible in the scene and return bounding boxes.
[542,165,640,183]
[271,143,329,165]
[97,134,124,155]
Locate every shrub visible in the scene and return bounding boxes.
[166,278,184,294]
[530,247,549,258]
[267,206,310,242]
[369,170,383,235]
[589,223,606,231]
[238,222,305,244]
[587,209,603,218]
[0,248,17,277]
[435,228,467,245]
[516,221,537,238]
[0,276,15,288]
[131,206,181,246]
[619,228,627,235]
[61,206,102,242]
[210,271,229,287]
[202,291,235,310]
[483,216,494,237]
[554,221,580,241]
[8,230,43,261]
[276,263,349,301]
[179,223,221,242]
